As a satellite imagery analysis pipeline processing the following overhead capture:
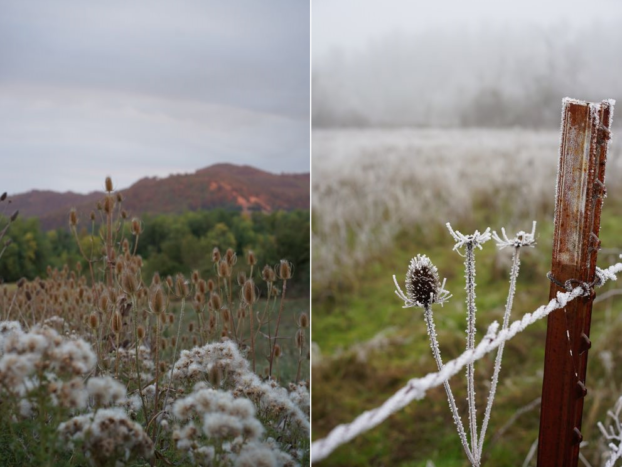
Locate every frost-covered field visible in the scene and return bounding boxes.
[312,128,622,287]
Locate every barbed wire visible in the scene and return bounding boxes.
[311,261,622,463]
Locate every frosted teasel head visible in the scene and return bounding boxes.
[446,223,491,252]
[492,221,537,249]
[393,254,451,308]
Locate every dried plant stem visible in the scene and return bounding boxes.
[106,204,113,288]
[249,302,256,372]
[464,243,479,460]
[424,305,476,466]
[269,279,287,377]
[132,297,148,423]
[164,297,186,408]
[478,246,521,456]
[152,313,161,439]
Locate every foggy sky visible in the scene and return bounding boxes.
[0,0,310,194]
[313,0,622,128]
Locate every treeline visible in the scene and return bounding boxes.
[0,209,309,294]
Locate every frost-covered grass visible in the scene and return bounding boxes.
[0,179,310,467]
[312,128,622,466]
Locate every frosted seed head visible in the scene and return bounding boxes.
[393,254,451,308]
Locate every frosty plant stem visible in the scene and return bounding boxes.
[423,303,476,465]
[479,223,536,457]
[446,224,491,463]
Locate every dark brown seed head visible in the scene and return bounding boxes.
[237,271,246,286]
[212,247,221,263]
[274,343,282,358]
[218,260,230,278]
[210,293,222,310]
[191,270,199,284]
[116,193,123,203]
[296,329,305,349]
[90,211,96,222]
[69,209,78,227]
[105,176,113,193]
[247,250,256,266]
[89,313,99,330]
[137,325,145,340]
[111,312,122,334]
[299,313,309,328]
[225,248,237,266]
[131,218,142,236]
[198,279,207,294]
[151,286,165,314]
[175,274,188,297]
[242,279,256,305]
[10,210,19,222]
[262,265,275,282]
[405,255,442,307]
[207,279,214,292]
[277,260,292,280]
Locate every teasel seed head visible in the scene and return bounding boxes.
[89,313,99,330]
[131,218,142,236]
[161,338,168,350]
[90,211,96,222]
[188,322,194,333]
[274,343,282,358]
[137,325,145,341]
[10,210,19,222]
[212,247,221,263]
[116,192,123,203]
[277,260,293,280]
[217,259,230,278]
[69,209,78,227]
[393,254,451,308]
[242,279,256,305]
[207,279,214,292]
[198,279,207,295]
[222,307,231,323]
[105,176,113,193]
[0,192,6,201]
[247,250,256,266]
[299,312,309,328]
[191,270,199,284]
[225,248,237,266]
[111,312,122,334]
[121,209,128,220]
[166,275,174,289]
[150,286,165,315]
[175,274,188,297]
[171,336,177,347]
[160,311,168,325]
[210,292,222,310]
[262,265,275,283]
[152,272,161,285]
[168,313,175,325]
[237,271,246,286]
[121,271,137,296]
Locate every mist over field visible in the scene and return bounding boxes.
[313,1,622,128]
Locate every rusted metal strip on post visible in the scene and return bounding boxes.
[537,98,614,467]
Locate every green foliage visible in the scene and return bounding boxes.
[0,210,310,295]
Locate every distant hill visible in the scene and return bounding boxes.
[10,163,309,230]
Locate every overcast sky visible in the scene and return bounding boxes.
[313,0,622,57]
[0,0,310,194]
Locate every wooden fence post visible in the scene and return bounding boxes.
[537,98,614,467]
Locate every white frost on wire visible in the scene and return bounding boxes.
[598,396,622,467]
[311,260,622,463]
[446,224,491,251]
